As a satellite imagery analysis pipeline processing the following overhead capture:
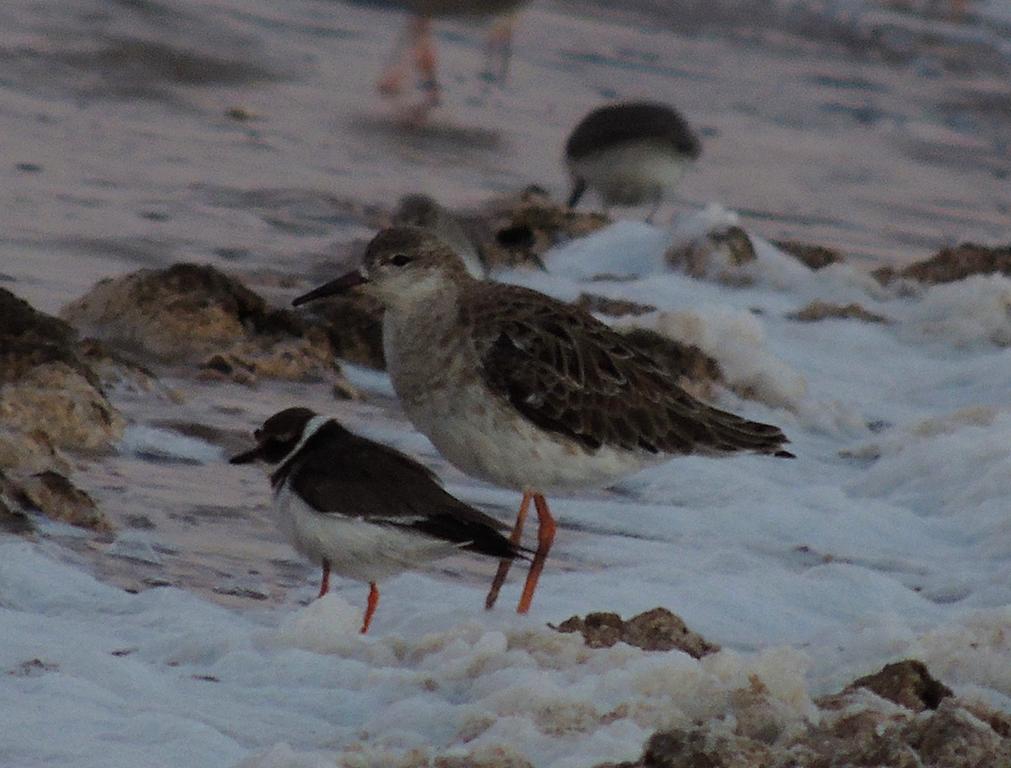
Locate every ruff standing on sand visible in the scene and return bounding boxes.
[230,407,521,633]
[377,0,529,110]
[294,228,792,613]
[566,101,702,220]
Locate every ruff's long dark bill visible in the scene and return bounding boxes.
[292,270,368,306]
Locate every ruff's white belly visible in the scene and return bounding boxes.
[273,485,462,583]
[401,379,663,493]
[568,141,689,207]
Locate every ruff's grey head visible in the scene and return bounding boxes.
[293,227,471,311]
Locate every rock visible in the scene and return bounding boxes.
[0,472,35,535]
[0,355,125,451]
[845,659,953,712]
[307,292,386,370]
[666,225,756,285]
[554,612,624,649]
[600,695,1011,768]
[963,701,1011,738]
[0,288,125,453]
[598,660,1009,768]
[1,290,90,389]
[0,470,108,529]
[465,187,610,271]
[62,263,345,385]
[434,745,534,768]
[772,240,845,270]
[729,676,793,745]
[0,286,77,347]
[0,428,69,475]
[78,338,161,394]
[15,470,110,532]
[598,728,773,768]
[786,301,890,324]
[553,607,720,658]
[802,693,1011,768]
[197,353,257,385]
[908,698,1011,767]
[874,242,1011,285]
[575,293,657,318]
[618,327,724,401]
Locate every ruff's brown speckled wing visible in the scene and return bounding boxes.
[464,283,792,458]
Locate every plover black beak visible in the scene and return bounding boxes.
[229,445,265,465]
[292,270,368,306]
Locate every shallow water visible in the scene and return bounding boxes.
[2,0,1009,319]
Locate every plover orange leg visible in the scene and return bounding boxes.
[361,582,380,634]
[318,559,331,599]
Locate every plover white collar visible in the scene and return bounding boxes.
[566,101,702,221]
[294,228,792,615]
[230,406,521,633]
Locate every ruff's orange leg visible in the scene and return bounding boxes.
[361,582,380,634]
[317,559,331,599]
[517,494,556,614]
[485,491,532,609]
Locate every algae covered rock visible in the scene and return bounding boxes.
[845,659,953,712]
[786,301,890,324]
[772,239,845,270]
[598,659,1009,768]
[62,263,345,386]
[553,607,719,658]
[874,242,1011,286]
[0,288,124,452]
[666,224,757,285]
[468,187,610,271]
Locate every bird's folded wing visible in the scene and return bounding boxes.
[288,435,516,559]
[466,283,790,456]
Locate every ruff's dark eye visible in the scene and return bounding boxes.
[391,253,412,267]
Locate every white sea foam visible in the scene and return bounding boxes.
[118,425,223,465]
[5,211,1011,767]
